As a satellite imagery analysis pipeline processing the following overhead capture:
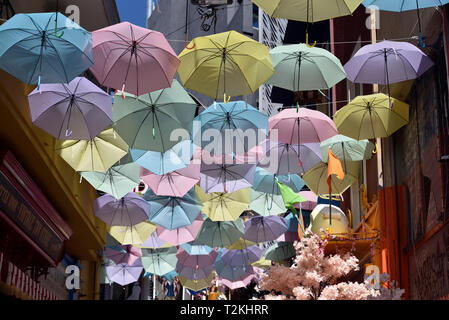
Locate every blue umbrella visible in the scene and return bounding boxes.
[180,242,213,255]
[0,13,93,86]
[214,251,252,281]
[143,188,203,230]
[252,167,305,195]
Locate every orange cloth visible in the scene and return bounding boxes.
[327,149,345,192]
[208,292,219,300]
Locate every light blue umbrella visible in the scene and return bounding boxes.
[180,242,213,255]
[141,247,178,276]
[0,13,93,86]
[252,167,305,195]
[143,188,203,230]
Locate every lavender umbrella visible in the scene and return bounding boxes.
[243,215,288,243]
[220,246,263,266]
[94,192,150,226]
[200,162,256,193]
[28,77,112,140]
[137,231,169,249]
[105,245,142,266]
[175,262,214,281]
[176,248,219,268]
[105,259,144,286]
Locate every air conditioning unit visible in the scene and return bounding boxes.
[191,0,234,6]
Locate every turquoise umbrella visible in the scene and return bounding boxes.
[249,190,287,216]
[141,247,178,276]
[196,218,245,248]
[264,242,296,262]
[252,167,305,195]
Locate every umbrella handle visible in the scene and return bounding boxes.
[305,33,316,48]
[372,142,378,154]
[121,84,126,99]
[224,94,231,104]
[65,129,73,137]
[419,32,426,49]
[185,34,196,50]
[54,17,64,38]
[37,75,41,92]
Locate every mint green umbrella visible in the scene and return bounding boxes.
[264,242,296,262]
[196,218,245,248]
[113,79,197,152]
[267,44,346,92]
[141,247,178,276]
[249,190,287,216]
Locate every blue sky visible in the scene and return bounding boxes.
[115,0,148,27]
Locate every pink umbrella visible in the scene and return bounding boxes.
[156,214,204,246]
[294,191,318,211]
[105,245,142,266]
[140,161,200,198]
[269,108,338,145]
[90,22,180,96]
[176,248,219,268]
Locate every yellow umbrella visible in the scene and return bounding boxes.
[226,238,256,250]
[251,256,273,269]
[108,221,157,245]
[178,30,274,100]
[195,186,250,221]
[56,128,129,172]
[179,272,216,292]
[303,161,359,195]
[333,93,409,140]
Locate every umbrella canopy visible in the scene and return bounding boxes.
[176,262,214,281]
[108,221,157,245]
[251,256,273,269]
[267,44,346,91]
[333,93,410,140]
[308,204,350,236]
[179,272,215,292]
[243,215,288,243]
[143,188,203,230]
[113,80,196,152]
[105,245,142,266]
[141,247,178,276]
[94,192,150,226]
[220,273,257,290]
[156,213,204,246]
[176,248,219,268]
[28,77,112,140]
[264,242,296,261]
[178,31,273,99]
[56,128,129,172]
[250,190,287,216]
[294,191,318,210]
[303,161,359,195]
[220,246,264,266]
[251,0,363,22]
[195,218,245,248]
[105,260,143,286]
[320,134,375,163]
[363,0,449,11]
[135,231,171,249]
[81,163,141,200]
[192,101,268,155]
[269,108,338,145]
[196,186,250,221]
[200,162,256,193]
[0,12,93,85]
[90,22,180,96]
[252,167,305,195]
[226,238,257,250]
[214,255,252,281]
[180,242,214,255]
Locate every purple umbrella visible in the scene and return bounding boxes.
[105,259,143,286]
[138,231,168,248]
[200,161,256,193]
[176,248,218,268]
[175,262,214,281]
[94,192,150,226]
[220,245,263,266]
[243,215,288,243]
[28,77,113,140]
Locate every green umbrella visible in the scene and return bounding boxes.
[113,79,197,152]
[81,163,141,199]
[196,218,245,248]
[277,181,306,216]
[320,134,375,167]
[264,242,296,262]
[141,247,178,276]
[249,190,287,216]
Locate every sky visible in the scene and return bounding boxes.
[115,0,148,27]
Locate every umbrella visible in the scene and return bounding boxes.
[220,246,264,266]
[308,204,350,236]
[135,231,172,249]
[192,101,268,155]
[108,221,157,245]
[143,188,203,230]
[140,160,200,198]
[179,272,215,292]
[333,93,410,140]
[226,238,257,250]
[113,79,196,152]
[180,242,214,255]
[105,245,142,266]
[161,270,178,283]
[27,77,112,140]
[94,192,150,226]
[277,212,304,242]
[251,256,273,269]
[302,161,359,195]
[141,247,178,276]
[178,31,274,100]
[195,218,245,248]
[199,162,256,193]
[81,163,141,200]
[220,273,257,290]
[294,191,318,211]
[264,242,296,261]
[156,213,204,246]
[196,186,250,221]
[176,248,218,268]
[252,167,305,195]
[214,256,252,281]
[249,190,287,216]
[176,262,214,281]
[105,260,143,286]
[56,128,129,172]
[243,215,288,243]
[267,44,346,92]
[0,12,93,85]
[90,22,180,96]
[269,108,338,145]
[320,134,375,164]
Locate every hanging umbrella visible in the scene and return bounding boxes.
[226,238,257,250]
[320,134,375,164]
[195,218,245,248]
[113,79,196,152]
[333,93,410,140]
[220,273,257,290]
[192,101,268,155]
[249,190,287,216]
[143,188,203,230]
[180,242,214,255]
[243,215,288,243]
[196,186,250,221]
[264,242,296,261]
[200,162,256,193]
[94,192,150,226]
[302,161,359,195]
[161,270,178,283]
[179,272,215,292]
[28,77,112,140]
[214,255,252,281]
[141,247,178,276]
[81,163,141,200]
[108,221,157,245]
[156,213,204,246]
[176,262,215,281]
[105,260,143,286]
[0,12,93,85]
[252,167,305,195]
[140,160,200,198]
[294,191,318,211]
[267,44,346,91]
[220,246,264,266]
[251,256,273,269]
[56,128,129,172]
[105,245,142,266]
[269,108,338,146]
[277,212,304,242]
[90,22,180,96]
[176,248,219,268]
[178,31,274,100]
[135,231,172,249]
